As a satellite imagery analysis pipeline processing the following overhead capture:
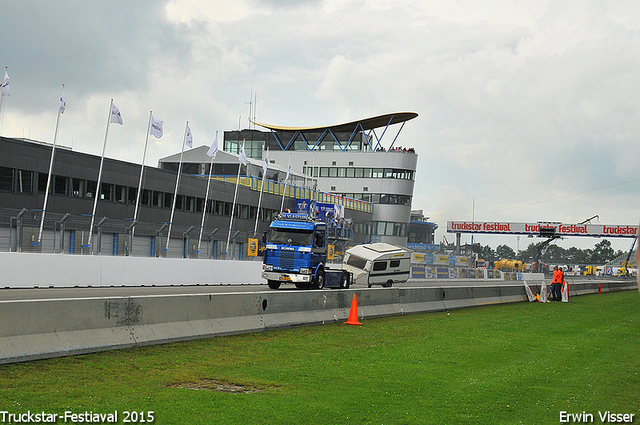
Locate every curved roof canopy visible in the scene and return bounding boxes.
[253,112,418,133]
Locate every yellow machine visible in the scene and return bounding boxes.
[493,258,527,272]
[583,265,597,276]
[617,260,634,277]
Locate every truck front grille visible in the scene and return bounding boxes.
[279,251,295,269]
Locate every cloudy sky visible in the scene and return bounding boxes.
[2,0,639,252]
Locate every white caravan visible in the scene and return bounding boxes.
[342,243,411,287]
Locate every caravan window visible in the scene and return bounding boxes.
[390,260,401,268]
[373,261,387,271]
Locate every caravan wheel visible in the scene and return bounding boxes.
[385,280,393,288]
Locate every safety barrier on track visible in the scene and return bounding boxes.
[0,279,634,364]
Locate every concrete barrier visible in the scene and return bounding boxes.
[0,279,635,364]
[0,252,264,287]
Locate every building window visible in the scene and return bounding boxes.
[17,170,33,194]
[372,221,407,237]
[175,194,184,210]
[151,191,162,207]
[54,176,68,195]
[100,183,113,201]
[142,189,152,206]
[86,181,97,199]
[186,196,195,212]
[0,166,12,191]
[225,139,264,160]
[215,200,225,216]
[115,185,126,203]
[127,187,137,204]
[71,179,85,197]
[164,193,173,208]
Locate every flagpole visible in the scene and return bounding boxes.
[133,112,153,229]
[254,174,266,235]
[280,180,287,214]
[226,142,247,259]
[254,147,268,235]
[37,84,65,245]
[166,121,189,254]
[87,99,113,251]
[0,94,4,136]
[197,131,217,253]
[226,164,242,259]
[280,153,292,213]
[0,66,8,135]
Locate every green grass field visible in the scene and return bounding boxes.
[1,290,639,424]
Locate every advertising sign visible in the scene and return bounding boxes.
[447,221,637,238]
[247,238,259,257]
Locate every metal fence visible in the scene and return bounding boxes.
[0,206,253,260]
[0,205,356,260]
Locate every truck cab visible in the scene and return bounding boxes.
[262,213,327,289]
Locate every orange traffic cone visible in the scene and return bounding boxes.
[344,293,362,326]
[598,283,602,294]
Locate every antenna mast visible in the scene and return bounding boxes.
[246,85,253,129]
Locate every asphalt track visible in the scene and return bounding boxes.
[0,276,616,301]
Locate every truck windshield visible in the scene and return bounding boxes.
[268,228,314,246]
[346,254,368,270]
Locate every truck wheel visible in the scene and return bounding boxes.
[267,280,281,290]
[312,270,325,289]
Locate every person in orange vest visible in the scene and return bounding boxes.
[551,266,563,301]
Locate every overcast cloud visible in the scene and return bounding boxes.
[1,0,639,252]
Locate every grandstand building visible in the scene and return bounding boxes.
[220,112,424,246]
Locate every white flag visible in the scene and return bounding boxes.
[238,142,248,166]
[59,86,66,114]
[284,155,291,183]
[110,103,123,124]
[206,134,218,158]
[185,125,193,148]
[150,115,163,138]
[1,69,9,96]
[262,147,269,177]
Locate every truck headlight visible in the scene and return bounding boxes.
[263,264,273,271]
[300,268,311,274]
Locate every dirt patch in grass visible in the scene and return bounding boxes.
[169,379,264,393]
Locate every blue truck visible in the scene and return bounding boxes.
[261,213,351,290]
